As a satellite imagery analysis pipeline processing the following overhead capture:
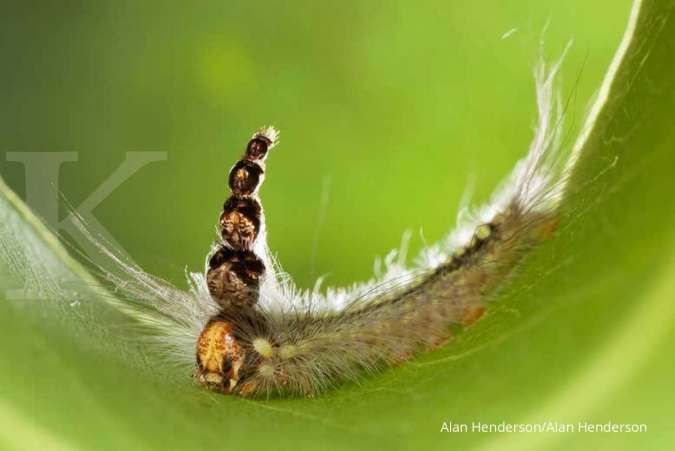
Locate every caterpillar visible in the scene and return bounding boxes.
[60,50,570,398]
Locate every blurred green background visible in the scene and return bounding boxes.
[0,0,630,289]
[10,1,674,451]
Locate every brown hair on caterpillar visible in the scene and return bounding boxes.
[52,52,569,398]
[194,114,562,396]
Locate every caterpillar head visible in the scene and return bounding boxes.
[194,320,248,393]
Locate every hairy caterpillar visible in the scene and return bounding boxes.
[52,51,572,398]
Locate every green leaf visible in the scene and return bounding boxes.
[1,0,675,450]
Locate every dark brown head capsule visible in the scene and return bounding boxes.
[228,160,264,196]
[219,196,262,249]
[245,135,272,161]
[207,246,265,309]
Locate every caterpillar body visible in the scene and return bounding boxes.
[70,53,571,398]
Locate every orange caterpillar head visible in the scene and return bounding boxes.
[194,320,249,393]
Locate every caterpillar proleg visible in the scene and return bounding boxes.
[67,51,572,398]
